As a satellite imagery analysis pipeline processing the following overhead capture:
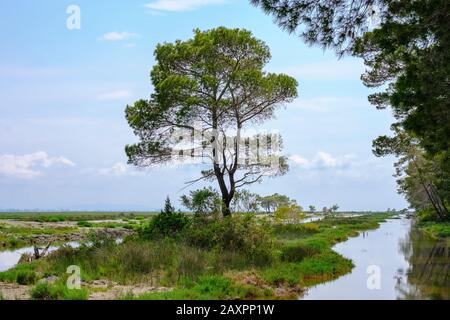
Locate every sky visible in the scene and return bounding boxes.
[0,0,407,211]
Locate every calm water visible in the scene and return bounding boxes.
[302,217,450,300]
[0,242,80,272]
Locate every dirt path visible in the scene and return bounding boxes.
[0,282,30,300]
[87,280,171,300]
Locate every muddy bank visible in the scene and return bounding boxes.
[0,228,133,249]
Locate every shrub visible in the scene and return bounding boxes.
[181,187,222,216]
[274,205,305,224]
[302,223,320,232]
[280,243,320,262]
[77,221,93,228]
[16,270,37,285]
[87,230,117,248]
[417,208,439,222]
[186,214,274,263]
[7,237,20,247]
[139,198,190,239]
[30,282,88,300]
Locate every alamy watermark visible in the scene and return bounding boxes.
[66,5,81,30]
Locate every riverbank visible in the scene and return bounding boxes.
[0,214,148,249]
[416,220,450,239]
[0,212,393,300]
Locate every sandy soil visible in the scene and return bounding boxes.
[0,282,30,300]
[0,220,78,228]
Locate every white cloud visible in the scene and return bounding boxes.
[100,32,139,41]
[0,151,75,179]
[97,162,142,177]
[145,0,225,12]
[97,90,132,101]
[289,151,356,170]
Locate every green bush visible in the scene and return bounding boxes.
[280,245,312,262]
[186,214,274,264]
[30,282,88,300]
[16,270,37,285]
[77,221,93,228]
[7,237,20,247]
[417,208,439,222]
[139,198,190,239]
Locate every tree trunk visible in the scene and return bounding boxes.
[222,197,232,217]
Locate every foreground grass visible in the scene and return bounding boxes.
[0,213,393,300]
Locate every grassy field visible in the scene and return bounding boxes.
[0,211,158,222]
[0,212,394,300]
[0,212,156,249]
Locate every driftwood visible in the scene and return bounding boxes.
[18,243,52,264]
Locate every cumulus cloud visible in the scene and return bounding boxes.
[100,32,139,41]
[97,162,142,177]
[0,151,75,179]
[145,0,225,12]
[97,90,132,101]
[289,151,356,170]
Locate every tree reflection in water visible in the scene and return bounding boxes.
[397,222,450,299]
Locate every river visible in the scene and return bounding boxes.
[302,216,450,300]
[0,242,80,273]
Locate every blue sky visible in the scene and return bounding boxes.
[0,0,406,211]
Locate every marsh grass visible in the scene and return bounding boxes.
[30,281,88,300]
[418,221,450,239]
[1,212,393,299]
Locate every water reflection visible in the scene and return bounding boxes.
[302,217,450,300]
[0,242,80,272]
[397,223,450,299]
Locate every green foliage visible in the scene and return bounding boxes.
[0,212,158,222]
[257,193,296,213]
[185,215,274,264]
[417,220,450,239]
[139,198,190,239]
[16,270,37,285]
[30,282,88,300]
[77,221,93,228]
[2,210,393,299]
[181,187,222,216]
[0,262,38,283]
[231,190,259,213]
[252,0,450,219]
[125,27,298,216]
[135,275,272,300]
[274,204,305,224]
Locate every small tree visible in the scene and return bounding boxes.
[308,205,316,213]
[181,187,222,216]
[274,204,304,224]
[140,197,190,239]
[163,196,175,214]
[231,189,259,213]
[257,193,294,213]
[331,204,339,212]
